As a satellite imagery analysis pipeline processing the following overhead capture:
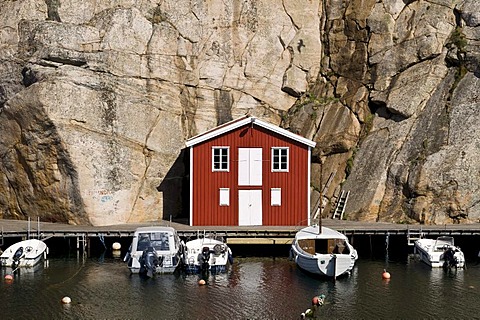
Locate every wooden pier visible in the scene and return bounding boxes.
[1,218,480,245]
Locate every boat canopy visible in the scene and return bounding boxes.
[137,231,170,251]
[295,226,347,241]
[133,226,177,252]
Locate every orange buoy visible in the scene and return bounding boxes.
[198,279,206,286]
[312,296,319,306]
[382,269,391,279]
[4,274,13,281]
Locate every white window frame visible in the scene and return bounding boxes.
[219,188,230,206]
[212,147,229,172]
[271,147,289,172]
[271,188,281,206]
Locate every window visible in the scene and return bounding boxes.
[219,188,230,206]
[212,147,229,171]
[272,147,289,172]
[238,148,262,186]
[271,188,281,206]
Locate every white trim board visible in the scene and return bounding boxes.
[185,116,316,148]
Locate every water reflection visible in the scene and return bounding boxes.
[0,256,479,319]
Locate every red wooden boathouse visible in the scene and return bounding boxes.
[185,116,316,226]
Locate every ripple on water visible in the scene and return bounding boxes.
[1,256,480,319]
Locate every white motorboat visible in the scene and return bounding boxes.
[291,225,358,278]
[414,236,465,269]
[183,236,233,274]
[124,226,184,277]
[0,239,48,268]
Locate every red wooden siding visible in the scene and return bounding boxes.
[192,124,309,226]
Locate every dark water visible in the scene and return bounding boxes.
[1,253,480,319]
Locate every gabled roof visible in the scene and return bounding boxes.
[185,116,316,148]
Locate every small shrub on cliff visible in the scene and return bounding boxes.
[450,27,467,53]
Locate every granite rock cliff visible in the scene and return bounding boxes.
[0,0,478,225]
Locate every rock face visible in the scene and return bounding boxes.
[0,0,479,225]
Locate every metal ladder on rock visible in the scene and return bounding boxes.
[332,190,350,220]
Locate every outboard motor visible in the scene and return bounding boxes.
[140,246,160,278]
[199,247,210,272]
[443,247,458,269]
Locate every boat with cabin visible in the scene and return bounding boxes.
[182,235,233,274]
[124,226,184,277]
[290,225,358,278]
[0,239,48,269]
[414,236,465,269]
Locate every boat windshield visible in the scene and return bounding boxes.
[433,236,454,251]
[137,232,170,251]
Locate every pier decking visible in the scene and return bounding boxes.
[1,218,480,243]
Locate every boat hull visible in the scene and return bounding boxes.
[291,226,358,278]
[0,239,48,268]
[183,238,233,274]
[292,244,357,278]
[125,226,184,276]
[128,258,181,275]
[414,238,465,268]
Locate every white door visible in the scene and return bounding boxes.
[238,148,262,186]
[238,190,262,226]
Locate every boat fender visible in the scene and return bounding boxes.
[123,251,131,263]
[123,244,132,262]
[312,294,325,306]
[13,247,24,261]
[300,308,314,319]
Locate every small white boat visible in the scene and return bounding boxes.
[291,225,358,278]
[124,226,184,277]
[0,239,48,268]
[183,236,233,274]
[414,236,465,269]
